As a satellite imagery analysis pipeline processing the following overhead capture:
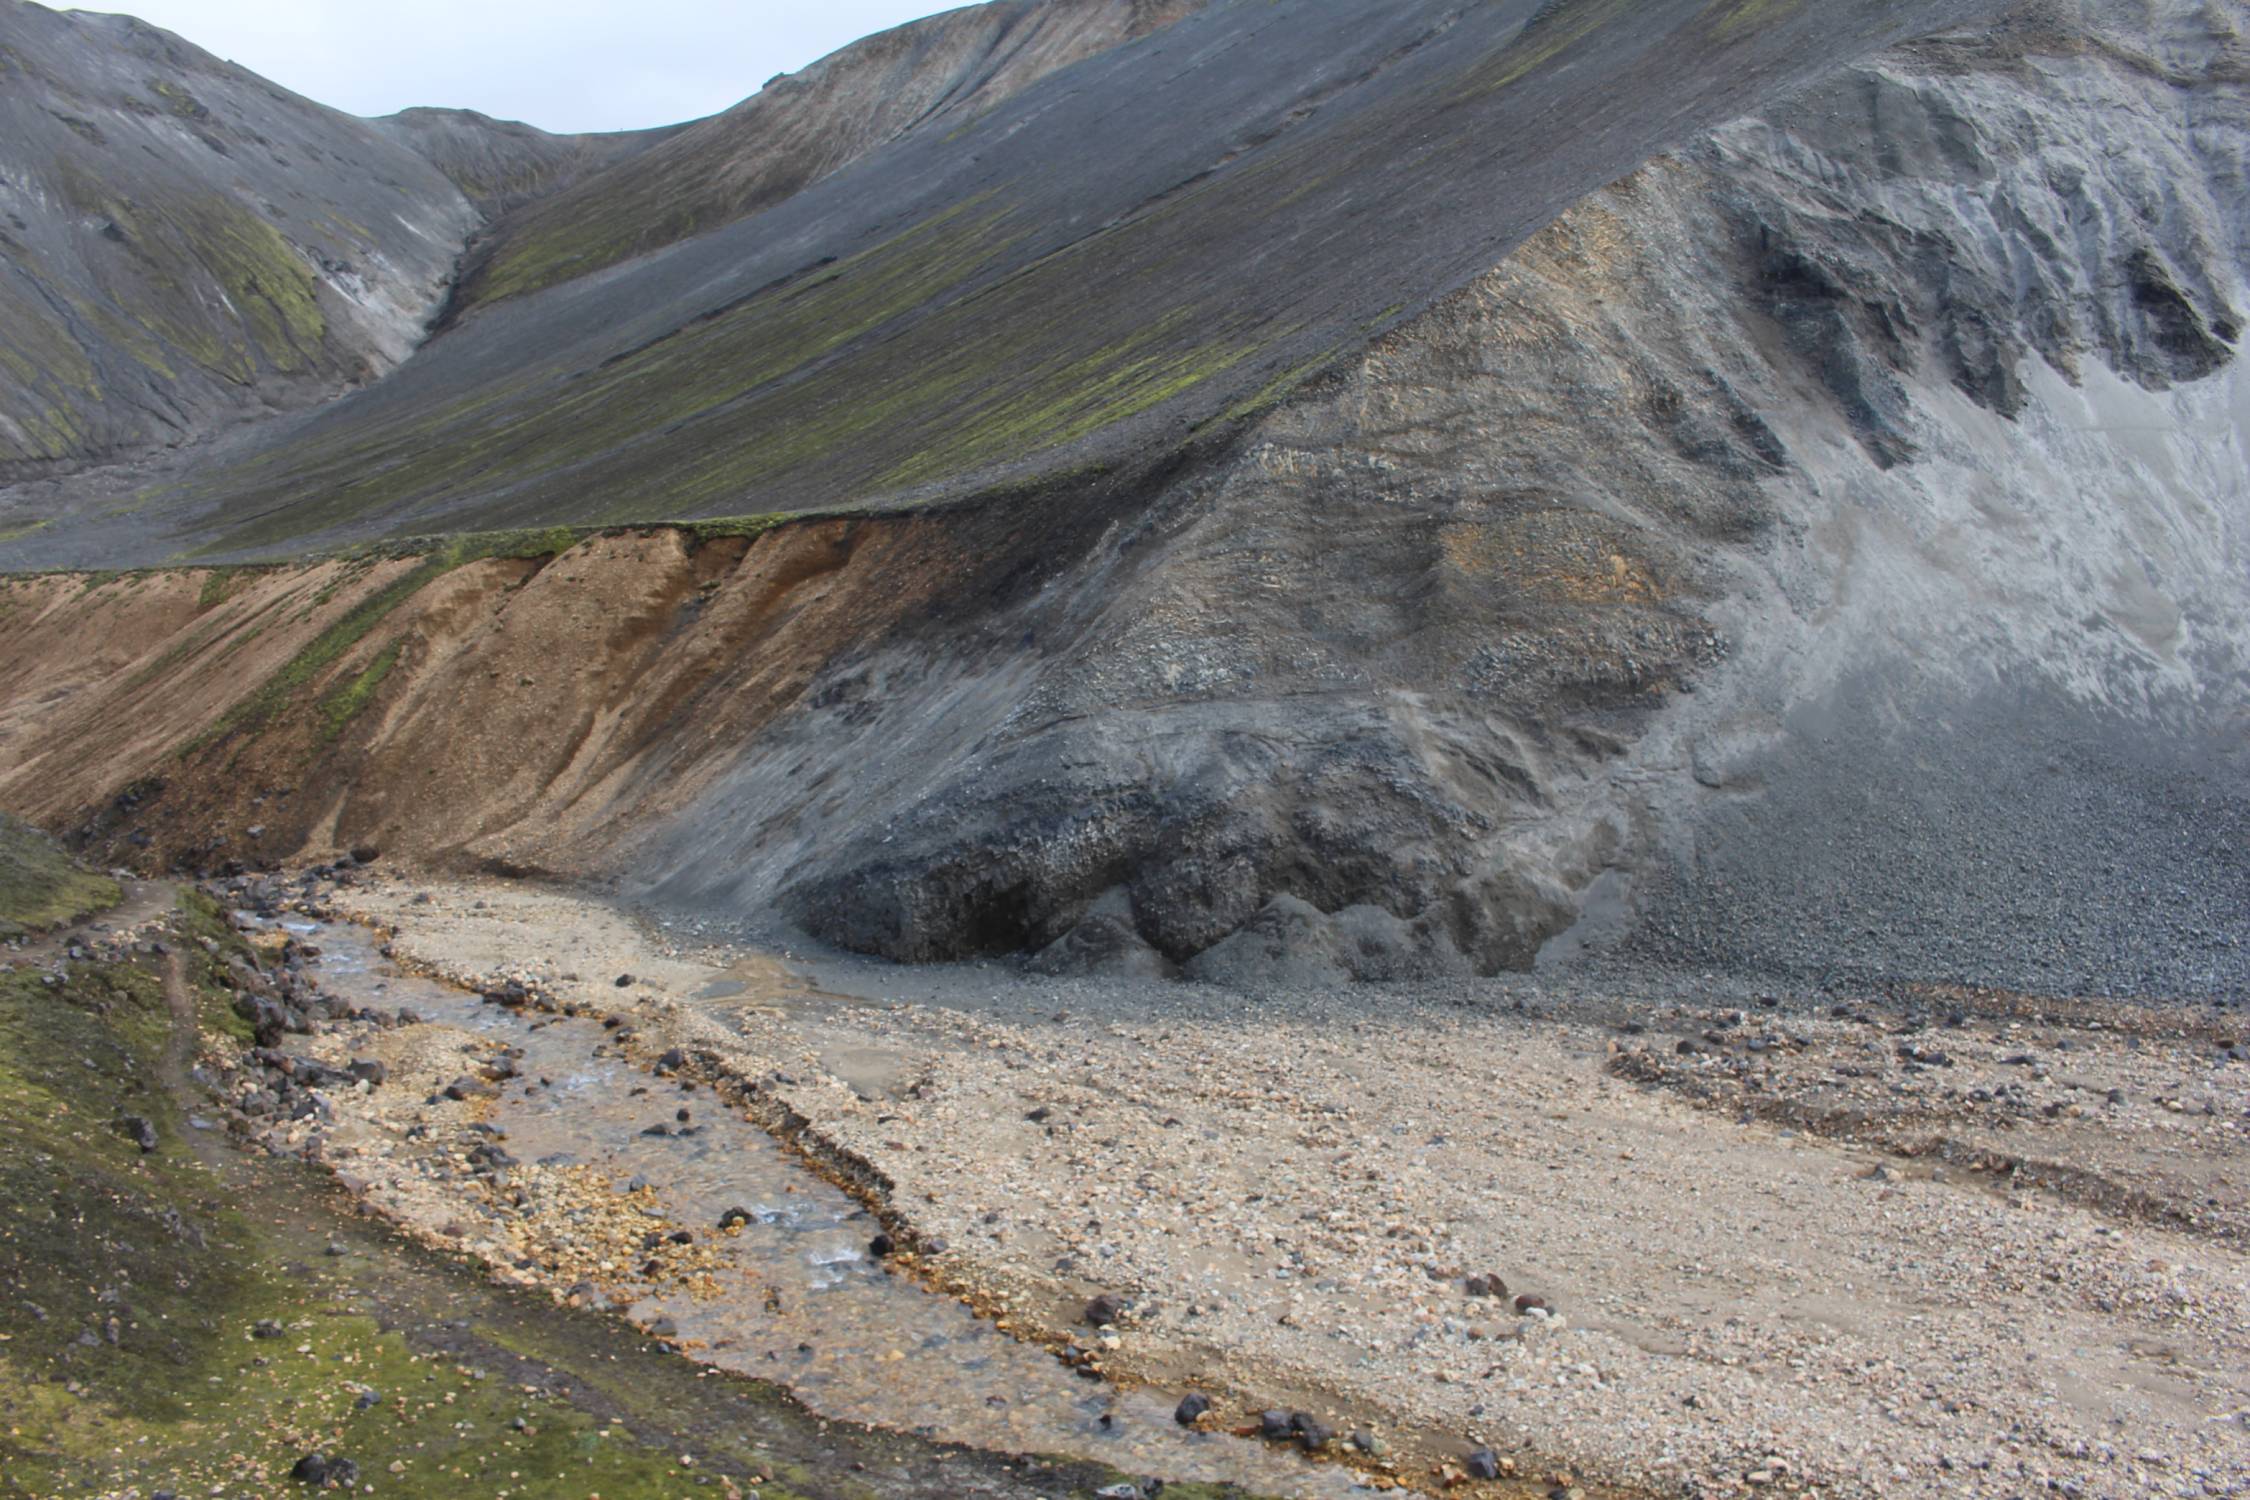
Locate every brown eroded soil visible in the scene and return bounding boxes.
[0,511,1060,879]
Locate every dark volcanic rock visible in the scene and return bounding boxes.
[1029,888,1178,980]
[117,1114,157,1153]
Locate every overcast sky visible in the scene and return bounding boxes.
[77,1,956,133]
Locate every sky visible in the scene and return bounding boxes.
[74,1,957,134]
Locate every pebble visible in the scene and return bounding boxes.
[117,1114,158,1153]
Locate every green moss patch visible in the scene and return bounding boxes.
[193,556,449,749]
[1456,0,1637,100]
[0,813,119,939]
[194,565,267,611]
[316,637,402,742]
[171,887,257,1044]
[1708,0,1802,42]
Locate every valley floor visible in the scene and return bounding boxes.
[0,880,1186,1500]
[281,870,2249,1500]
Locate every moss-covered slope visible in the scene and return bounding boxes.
[449,0,1204,313]
[0,0,2000,567]
[0,0,479,482]
[0,810,116,937]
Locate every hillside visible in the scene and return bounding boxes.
[0,0,2242,1005]
[447,0,1205,313]
[0,0,1997,567]
[3,5,2248,1495]
[0,0,478,481]
[0,809,115,937]
[369,106,678,218]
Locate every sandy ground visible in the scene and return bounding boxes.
[311,871,2250,1500]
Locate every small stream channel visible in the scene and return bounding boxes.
[278,914,1374,1498]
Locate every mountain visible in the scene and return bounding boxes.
[369,107,677,219]
[446,0,1206,313]
[0,0,2244,1004]
[0,1,478,480]
[0,0,1997,566]
[0,0,1213,556]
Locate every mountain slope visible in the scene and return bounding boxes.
[370,107,678,218]
[0,0,2000,567]
[0,0,2241,1004]
[449,0,1205,313]
[0,0,479,481]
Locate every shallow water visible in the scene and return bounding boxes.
[288,916,1370,1497]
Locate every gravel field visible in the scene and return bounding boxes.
[283,870,2250,1500]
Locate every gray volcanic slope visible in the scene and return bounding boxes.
[444,0,1206,314]
[0,0,1998,566]
[5,0,2244,1005]
[0,0,479,479]
[624,0,2249,1003]
[369,108,678,219]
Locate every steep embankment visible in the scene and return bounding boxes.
[0,0,479,481]
[0,0,2243,1002]
[0,514,1073,885]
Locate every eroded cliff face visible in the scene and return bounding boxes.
[642,0,2250,998]
[0,507,1110,887]
[0,0,2241,1000]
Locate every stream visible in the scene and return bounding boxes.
[276,913,1373,1498]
